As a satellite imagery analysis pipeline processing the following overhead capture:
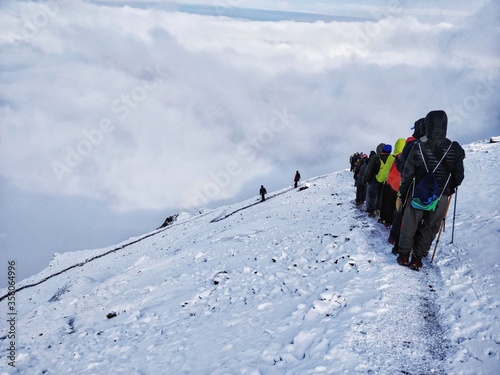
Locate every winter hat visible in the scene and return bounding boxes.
[411,118,426,139]
[382,144,392,153]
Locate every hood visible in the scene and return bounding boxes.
[376,143,385,155]
[394,138,406,155]
[425,110,448,144]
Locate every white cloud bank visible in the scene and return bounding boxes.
[0,0,498,213]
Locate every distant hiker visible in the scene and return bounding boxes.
[396,110,465,270]
[349,153,357,172]
[260,185,267,202]
[388,118,426,253]
[363,144,390,217]
[375,144,393,213]
[294,171,301,188]
[355,154,368,206]
[378,138,406,227]
[362,149,377,213]
[353,154,364,187]
[398,118,427,171]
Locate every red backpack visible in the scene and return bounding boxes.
[386,155,401,192]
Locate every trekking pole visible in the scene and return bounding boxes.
[431,194,453,263]
[450,188,458,244]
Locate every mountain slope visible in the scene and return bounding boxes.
[1,139,499,374]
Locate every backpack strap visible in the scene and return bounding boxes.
[429,142,453,199]
[437,173,452,201]
[416,142,453,201]
[431,142,453,173]
[417,143,429,173]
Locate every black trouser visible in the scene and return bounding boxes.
[356,181,366,203]
[389,209,403,242]
[380,184,397,225]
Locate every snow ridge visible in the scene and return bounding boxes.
[0,140,498,374]
[0,229,166,303]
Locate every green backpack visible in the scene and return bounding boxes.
[375,154,394,183]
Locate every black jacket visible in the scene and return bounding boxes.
[399,110,465,200]
[362,144,385,184]
[397,139,418,174]
[356,158,368,185]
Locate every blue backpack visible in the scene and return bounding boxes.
[411,143,452,211]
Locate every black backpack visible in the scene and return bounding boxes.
[410,143,452,211]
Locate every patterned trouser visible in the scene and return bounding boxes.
[398,195,450,259]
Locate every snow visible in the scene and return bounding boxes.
[1,139,499,374]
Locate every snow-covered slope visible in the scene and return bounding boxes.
[1,139,499,374]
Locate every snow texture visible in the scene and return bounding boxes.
[1,139,499,374]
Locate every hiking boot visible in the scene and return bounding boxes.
[397,255,409,266]
[391,244,399,255]
[388,237,396,245]
[409,257,423,271]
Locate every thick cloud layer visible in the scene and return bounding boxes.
[0,0,498,287]
[1,1,498,214]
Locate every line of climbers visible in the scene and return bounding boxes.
[350,110,465,271]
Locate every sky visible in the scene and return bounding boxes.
[0,139,498,372]
[0,0,499,286]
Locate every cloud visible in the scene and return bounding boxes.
[1,0,498,213]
